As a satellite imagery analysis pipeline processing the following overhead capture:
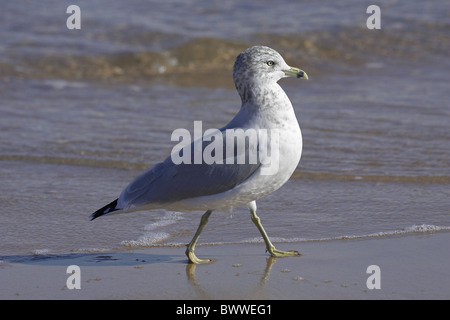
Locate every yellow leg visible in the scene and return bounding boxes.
[249,205,300,257]
[185,210,213,264]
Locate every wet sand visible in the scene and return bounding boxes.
[1,232,448,300]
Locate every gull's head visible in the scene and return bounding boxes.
[233,46,308,90]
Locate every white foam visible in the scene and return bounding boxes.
[121,232,171,247]
[163,224,450,248]
[330,224,450,241]
[120,211,184,248]
[307,224,450,242]
[403,224,449,233]
[43,79,87,90]
[143,211,184,231]
[119,224,450,249]
[72,247,113,253]
[31,249,52,255]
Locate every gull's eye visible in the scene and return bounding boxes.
[266,60,275,66]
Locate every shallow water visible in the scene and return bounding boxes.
[1,0,449,256]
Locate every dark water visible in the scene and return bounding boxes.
[1,0,449,255]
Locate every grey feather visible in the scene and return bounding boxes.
[119,128,261,208]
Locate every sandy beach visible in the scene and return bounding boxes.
[1,232,448,300]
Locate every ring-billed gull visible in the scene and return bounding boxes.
[91,46,308,264]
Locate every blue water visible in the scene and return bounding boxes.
[0,0,449,255]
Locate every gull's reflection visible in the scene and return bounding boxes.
[185,262,208,298]
[185,256,278,298]
[259,256,277,286]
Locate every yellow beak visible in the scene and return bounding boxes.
[283,66,308,79]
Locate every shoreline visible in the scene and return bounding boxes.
[1,232,449,300]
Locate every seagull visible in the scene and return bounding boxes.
[90,46,308,264]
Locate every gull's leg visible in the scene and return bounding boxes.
[248,201,300,257]
[185,210,213,264]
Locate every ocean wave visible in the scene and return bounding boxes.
[121,232,172,247]
[126,224,450,249]
[120,211,183,247]
[291,171,450,184]
[2,22,448,84]
[70,247,115,254]
[217,224,450,245]
[31,249,52,255]
[3,155,449,184]
[309,224,450,242]
[0,155,147,170]
[143,211,184,231]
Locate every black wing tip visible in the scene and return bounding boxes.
[90,199,119,221]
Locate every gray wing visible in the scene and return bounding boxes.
[119,129,261,208]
